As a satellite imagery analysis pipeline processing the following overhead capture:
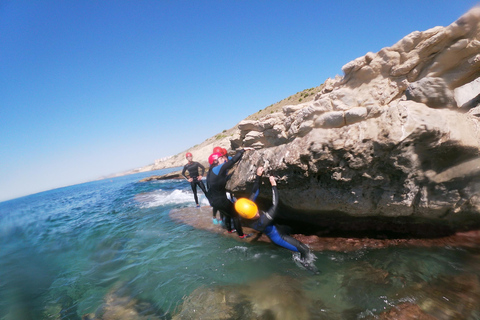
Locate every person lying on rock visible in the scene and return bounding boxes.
[206,147,254,239]
[182,152,208,208]
[234,167,318,273]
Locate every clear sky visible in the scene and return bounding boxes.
[1,0,478,202]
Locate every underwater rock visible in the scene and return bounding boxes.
[415,273,480,319]
[81,285,167,320]
[371,303,437,320]
[172,275,314,320]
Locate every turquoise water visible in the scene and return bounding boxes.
[1,169,479,319]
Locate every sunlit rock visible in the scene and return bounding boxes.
[225,7,480,233]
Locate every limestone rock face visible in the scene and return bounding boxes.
[227,7,480,231]
[405,77,457,108]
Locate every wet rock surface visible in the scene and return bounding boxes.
[169,207,480,252]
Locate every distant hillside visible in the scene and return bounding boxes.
[107,83,327,179]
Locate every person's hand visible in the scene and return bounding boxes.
[269,176,276,186]
[256,167,264,176]
[188,178,193,182]
[243,147,254,151]
[197,176,203,180]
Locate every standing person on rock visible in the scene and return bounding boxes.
[182,152,208,208]
[206,147,254,239]
[235,167,319,274]
[211,147,231,226]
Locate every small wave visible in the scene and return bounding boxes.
[136,189,199,208]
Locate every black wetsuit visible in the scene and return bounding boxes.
[206,150,245,236]
[182,161,207,205]
[247,175,310,259]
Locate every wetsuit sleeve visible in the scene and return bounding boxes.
[264,186,279,221]
[181,165,188,179]
[250,174,261,201]
[198,162,205,176]
[206,169,211,189]
[230,149,245,164]
[219,149,245,175]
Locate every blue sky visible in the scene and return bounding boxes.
[1,0,478,202]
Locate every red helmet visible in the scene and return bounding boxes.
[213,146,223,154]
[185,152,192,158]
[208,152,223,165]
[221,148,228,156]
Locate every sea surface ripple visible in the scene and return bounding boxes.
[1,169,479,319]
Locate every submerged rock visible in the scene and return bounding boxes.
[172,275,314,320]
[82,285,168,320]
[369,303,437,320]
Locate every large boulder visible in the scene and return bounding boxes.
[226,7,480,233]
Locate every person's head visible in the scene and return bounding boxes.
[185,152,193,162]
[208,152,224,167]
[213,146,223,154]
[234,198,259,219]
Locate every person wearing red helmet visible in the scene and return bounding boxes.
[210,147,232,225]
[206,147,253,238]
[182,152,208,208]
[212,146,223,154]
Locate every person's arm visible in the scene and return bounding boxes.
[218,148,252,174]
[264,177,279,221]
[181,165,188,179]
[250,167,264,201]
[198,162,205,177]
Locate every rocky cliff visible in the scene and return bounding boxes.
[225,7,480,235]
[149,7,480,236]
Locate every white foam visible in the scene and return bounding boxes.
[136,189,201,208]
[226,246,248,253]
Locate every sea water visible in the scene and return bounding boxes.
[1,168,479,319]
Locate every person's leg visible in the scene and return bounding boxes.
[197,180,207,196]
[224,201,245,237]
[231,213,245,237]
[212,207,219,224]
[266,226,309,258]
[219,209,232,231]
[280,234,310,259]
[190,181,199,205]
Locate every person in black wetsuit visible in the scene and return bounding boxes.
[206,147,253,238]
[235,167,318,273]
[182,152,208,208]
[211,147,231,225]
